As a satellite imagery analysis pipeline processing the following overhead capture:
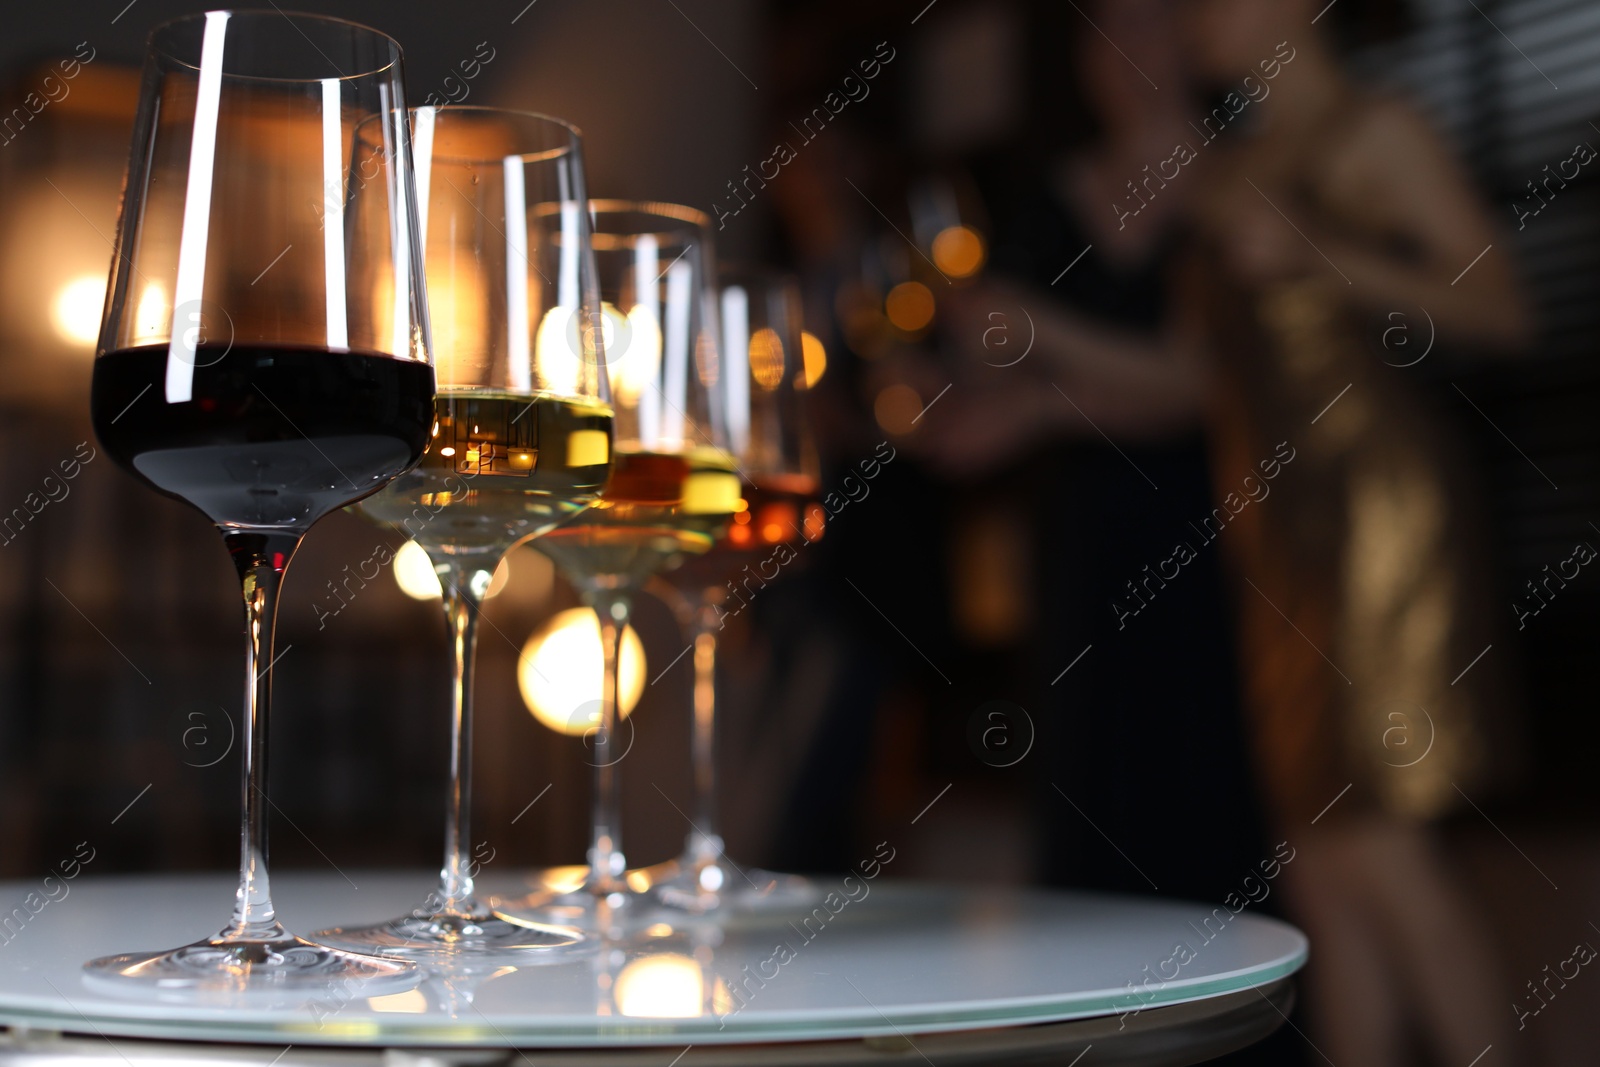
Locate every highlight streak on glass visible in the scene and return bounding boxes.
[721,285,750,456]
[402,103,435,359]
[661,259,692,449]
[635,235,661,444]
[503,155,531,391]
[558,200,580,314]
[554,199,583,393]
[321,77,349,350]
[413,107,435,245]
[165,10,229,404]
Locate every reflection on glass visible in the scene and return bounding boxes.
[615,953,704,1018]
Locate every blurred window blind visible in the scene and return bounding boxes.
[1356,0,1600,361]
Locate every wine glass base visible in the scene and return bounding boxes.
[495,869,663,935]
[83,934,417,1002]
[312,910,585,959]
[652,856,817,913]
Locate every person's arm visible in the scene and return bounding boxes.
[1310,99,1532,352]
[1025,298,1206,437]
[921,273,1209,479]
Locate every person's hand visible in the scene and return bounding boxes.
[909,374,1060,480]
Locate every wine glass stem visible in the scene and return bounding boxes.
[220,529,300,944]
[589,590,632,894]
[437,562,489,916]
[689,602,721,846]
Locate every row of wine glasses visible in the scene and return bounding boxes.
[85,9,819,997]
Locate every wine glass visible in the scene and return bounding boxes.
[86,11,431,993]
[525,201,737,916]
[649,267,823,912]
[313,107,610,957]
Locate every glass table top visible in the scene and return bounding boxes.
[0,872,1307,1048]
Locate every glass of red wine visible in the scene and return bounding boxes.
[86,11,433,996]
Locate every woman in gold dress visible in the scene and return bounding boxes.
[939,0,1531,1059]
[1180,2,1529,1059]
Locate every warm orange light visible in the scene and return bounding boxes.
[615,954,703,1018]
[748,327,785,391]
[800,330,827,388]
[885,282,935,333]
[757,501,798,544]
[932,225,985,278]
[803,503,826,541]
[533,865,588,894]
[874,383,924,436]
[368,989,428,1013]
[52,275,106,346]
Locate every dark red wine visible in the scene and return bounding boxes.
[93,343,434,530]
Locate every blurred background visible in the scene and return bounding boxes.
[1,0,1599,1062]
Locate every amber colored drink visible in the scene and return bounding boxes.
[536,446,742,590]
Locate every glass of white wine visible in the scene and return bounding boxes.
[315,107,611,957]
[528,202,738,915]
[650,266,824,912]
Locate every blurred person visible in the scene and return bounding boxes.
[916,4,1290,1061]
[922,0,1275,914]
[1179,2,1528,1062]
[936,0,1531,1062]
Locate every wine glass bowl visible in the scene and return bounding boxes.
[93,13,433,534]
[536,202,738,592]
[353,109,613,558]
[84,10,432,994]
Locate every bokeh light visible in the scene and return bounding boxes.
[874,383,924,435]
[885,281,935,333]
[614,953,703,1018]
[392,540,509,601]
[52,274,105,346]
[748,326,785,390]
[800,330,827,388]
[519,607,646,735]
[932,224,986,279]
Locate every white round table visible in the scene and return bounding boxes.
[0,872,1306,1065]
